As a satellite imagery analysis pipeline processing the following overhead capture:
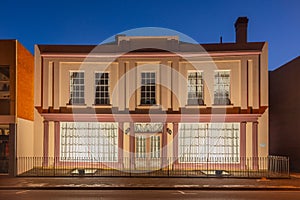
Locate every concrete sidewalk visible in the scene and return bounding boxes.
[1,174,300,190]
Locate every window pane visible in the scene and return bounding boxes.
[187,72,204,105]
[94,72,110,105]
[178,123,240,163]
[141,72,156,105]
[60,122,118,162]
[214,71,231,105]
[69,71,84,105]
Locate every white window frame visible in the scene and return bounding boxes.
[187,71,204,105]
[214,70,231,105]
[150,135,160,158]
[140,72,156,105]
[69,71,85,105]
[94,72,110,105]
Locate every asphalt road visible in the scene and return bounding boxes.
[1,190,300,200]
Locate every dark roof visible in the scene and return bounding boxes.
[272,56,300,73]
[37,41,266,54]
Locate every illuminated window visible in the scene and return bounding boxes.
[187,71,204,105]
[136,136,146,158]
[150,135,160,158]
[60,122,118,162]
[95,72,110,105]
[178,123,240,163]
[141,72,156,105]
[214,70,231,105]
[69,71,85,105]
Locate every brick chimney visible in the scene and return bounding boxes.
[235,17,249,43]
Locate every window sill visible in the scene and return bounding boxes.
[138,104,161,109]
[66,104,87,108]
[185,104,207,108]
[212,104,234,108]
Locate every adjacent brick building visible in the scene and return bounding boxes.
[0,40,34,176]
[270,56,300,172]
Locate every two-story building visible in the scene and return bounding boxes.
[33,17,269,174]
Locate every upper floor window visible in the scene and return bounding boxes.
[95,72,110,105]
[141,72,156,105]
[187,71,204,105]
[69,71,85,105]
[214,70,231,105]
[0,66,10,99]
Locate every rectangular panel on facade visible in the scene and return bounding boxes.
[60,122,118,162]
[178,123,240,163]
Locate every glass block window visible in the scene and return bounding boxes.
[187,71,204,105]
[136,135,146,158]
[69,71,85,105]
[60,122,118,162]
[141,72,156,105]
[178,123,240,163]
[95,72,110,105]
[150,135,160,158]
[214,70,231,105]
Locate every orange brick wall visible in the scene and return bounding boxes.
[17,42,34,121]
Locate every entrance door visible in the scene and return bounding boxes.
[0,125,9,173]
[135,134,161,170]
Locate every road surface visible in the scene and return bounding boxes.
[1,190,300,199]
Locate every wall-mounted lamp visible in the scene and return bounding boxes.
[125,128,130,134]
[166,128,172,135]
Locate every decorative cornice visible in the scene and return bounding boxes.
[40,51,261,59]
[41,113,261,123]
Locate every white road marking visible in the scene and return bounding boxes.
[178,190,185,194]
[16,190,30,194]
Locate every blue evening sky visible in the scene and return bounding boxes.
[0,0,299,70]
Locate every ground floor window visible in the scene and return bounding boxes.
[60,122,118,162]
[178,123,240,163]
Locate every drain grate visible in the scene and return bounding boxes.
[71,169,97,175]
[201,170,230,176]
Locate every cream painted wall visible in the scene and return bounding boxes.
[246,123,253,158]
[166,123,174,158]
[41,56,264,112]
[16,118,34,157]
[183,60,241,107]
[48,122,55,158]
[58,62,118,107]
[258,109,269,157]
[33,109,43,157]
[123,123,130,168]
